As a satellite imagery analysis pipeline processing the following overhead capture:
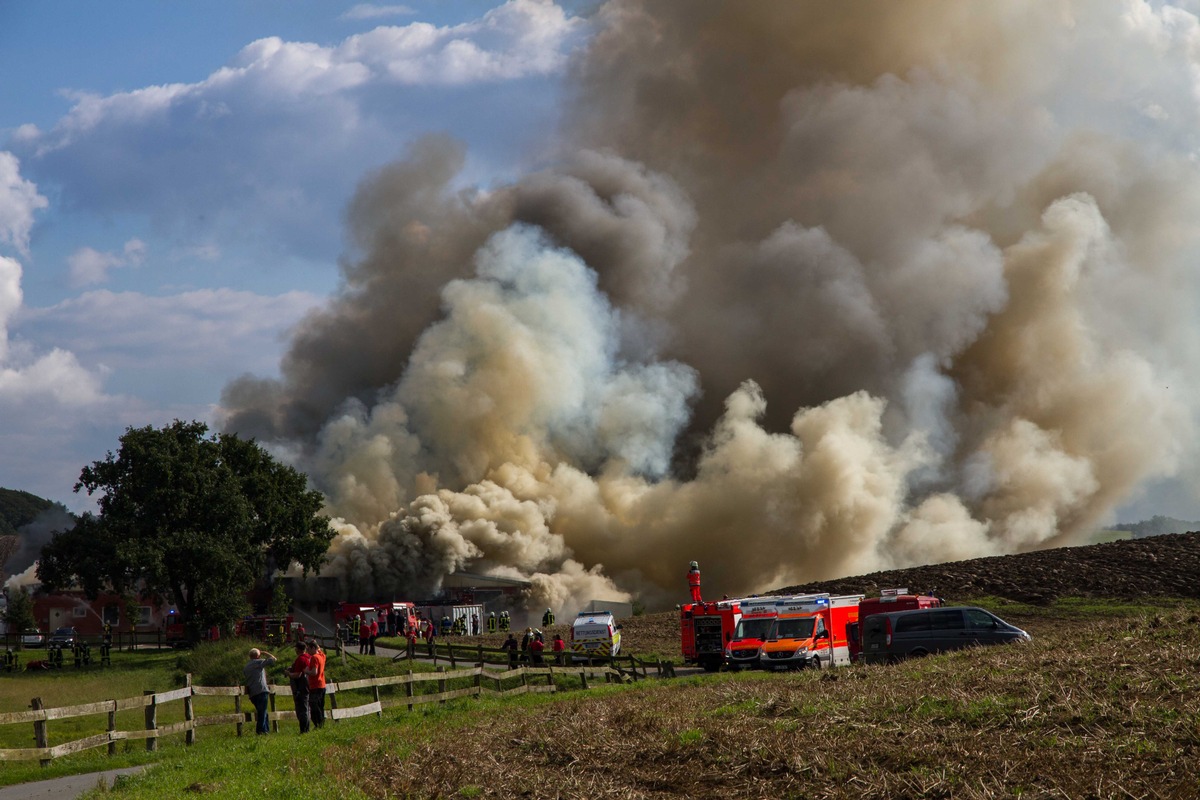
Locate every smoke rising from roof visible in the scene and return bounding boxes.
[220,1,1200,612]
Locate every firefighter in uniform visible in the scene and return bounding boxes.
[487,612,498,633]
[499,611,510,632]
[350,615,362,648]
[542,607,555,627]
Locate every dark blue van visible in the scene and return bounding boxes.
[861,606,1030,664]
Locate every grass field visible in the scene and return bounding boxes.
[2,598,1197,798]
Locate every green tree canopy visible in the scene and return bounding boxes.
[37,421,334,637]
[3,586,35,633]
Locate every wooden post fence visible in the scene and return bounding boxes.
[31,698,49,767]
[184,674,195,745]
[0,658,658,765]
[143,690,157,752]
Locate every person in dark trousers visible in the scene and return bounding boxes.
[304,640,326,729]
[501,633,519,668]
[286,641,311,733]
[552,634,566,665]
[520,628,533,662]
[244,648,277,735]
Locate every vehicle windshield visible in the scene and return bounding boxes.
[54,628,72,635]
[733,618,775,641]
[770,617,815,640]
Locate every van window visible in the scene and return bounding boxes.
[772,618,815,639]
[894,613,930,633]
[929,610,965,630]
[965,609,1000,630]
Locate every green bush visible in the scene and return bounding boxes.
[175,639,272,686]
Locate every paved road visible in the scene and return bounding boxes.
[0,766,147,800]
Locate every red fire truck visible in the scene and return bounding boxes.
[680,561,742,672]
[234,614,297,643]
[847,588,943,662]
[332,601,419,640]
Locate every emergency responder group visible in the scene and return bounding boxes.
[338,609,552,662]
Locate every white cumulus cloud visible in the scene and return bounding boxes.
[0,153,48,255]
[67,238,147,287]
[340,4,417,21]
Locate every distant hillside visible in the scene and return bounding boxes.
[0,488,64,536]
[1111,514,1200,539]
[774,531,1200,605]
[0,487,74,576]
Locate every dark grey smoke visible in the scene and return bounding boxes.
[6,507,75,577]
[220,1,1200,610]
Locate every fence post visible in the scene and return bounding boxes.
[31,697,49,767]
[371,675,382,719]
[547,665,555,692]
[474,663,482,696]
[437,666,447,705]
[579,669,588,690]
[107,699,117,755]
[449,647,457,670]
[143,690,157,752]
[329,689,339,723]
[406,670,414,712]
[235,692,244,737]
[184,674,195,745]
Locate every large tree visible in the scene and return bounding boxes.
[3,586,35,640]
[37,421,334,638]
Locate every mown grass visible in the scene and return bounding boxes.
[1,597,1197,798]
[0,637,452,788]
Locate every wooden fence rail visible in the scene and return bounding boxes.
[385,639,663,680]
[0,661,645,764]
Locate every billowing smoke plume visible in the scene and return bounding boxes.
[221,1,1200,613]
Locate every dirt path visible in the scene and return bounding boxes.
[0,766,146,800]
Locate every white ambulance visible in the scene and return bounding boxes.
[570,610,622,660]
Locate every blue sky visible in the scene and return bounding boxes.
[0,0,589,510]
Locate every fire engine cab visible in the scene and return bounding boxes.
[759,593,863,670]
[725,595,807,670]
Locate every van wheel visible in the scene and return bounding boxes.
[810,656,821,670]
[909,648,929,659]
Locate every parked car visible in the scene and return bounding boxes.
[861,606,1030,664]
[48,626,78,647]
[20,628,45,648]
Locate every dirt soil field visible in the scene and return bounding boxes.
[774,530,1200,604]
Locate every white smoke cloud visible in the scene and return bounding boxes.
[224,1,1200,613]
